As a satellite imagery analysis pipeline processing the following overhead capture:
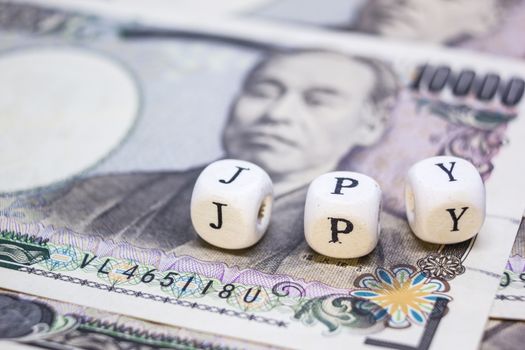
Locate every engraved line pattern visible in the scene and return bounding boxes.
[19,266,289,328]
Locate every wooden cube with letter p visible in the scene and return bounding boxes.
[304,171,381,259]
[405,156,485,244]
[190,159,273,249]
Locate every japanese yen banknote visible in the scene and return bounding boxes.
[0,2,525,349]
[246,0,525,323]
[0,288,274,350]
[0,287,518,350]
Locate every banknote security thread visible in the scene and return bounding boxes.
[190,159,274,249]
[405,156,486,244]
[304,171,381,259]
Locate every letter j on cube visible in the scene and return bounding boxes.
[190,159,273,249]
[304,171,381,259]
[405,156,485,244]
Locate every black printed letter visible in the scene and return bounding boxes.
[219,166,250,184]
[435,162,457,182]
[331,177,359,195]
[210,202,227,229]
[328,217,354,243]
[80,254,97,268]
[446,207,469,231]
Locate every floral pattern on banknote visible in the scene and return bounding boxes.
[417,253,466,281]
[350,265,452,328]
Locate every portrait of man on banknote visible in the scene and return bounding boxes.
[33,48,410,277]
[222,50,397,198]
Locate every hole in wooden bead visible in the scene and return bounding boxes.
[257,196,271,229]
[405,184,416,223]
[377,202,382,236]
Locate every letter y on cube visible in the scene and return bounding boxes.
[405,156,485,244]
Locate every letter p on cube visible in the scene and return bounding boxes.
[304,171,381,259]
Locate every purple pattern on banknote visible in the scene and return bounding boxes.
[506,255,525,273]
[0,216,347,297]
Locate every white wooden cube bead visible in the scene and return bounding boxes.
[304,171,381,259]
[405,156,485,244]
[190,159,273,249]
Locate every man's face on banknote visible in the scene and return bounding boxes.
[222,51,379,180]
[356,0,501,43]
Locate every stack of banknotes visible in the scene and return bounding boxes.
[1,0,525,349]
